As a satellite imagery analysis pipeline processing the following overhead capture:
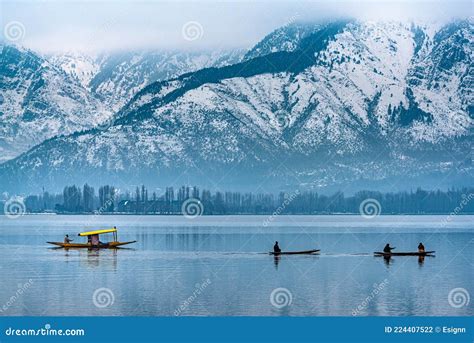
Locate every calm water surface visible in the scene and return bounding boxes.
[0,215,472,316]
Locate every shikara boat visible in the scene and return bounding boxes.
[47,228,136,249]
[374,251,435,256]
[269,249,320,255]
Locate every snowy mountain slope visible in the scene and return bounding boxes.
[1,20,472,193]
[50,49,244,112]
[0,47,244,163]
[118,20,471,146]
[48,52,99,88]
[0,45,110,162]
[243,22,322,60]
[116,22,347,125]
[404,20,473,142]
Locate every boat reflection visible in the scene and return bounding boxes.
[273,255,281,269]
[418,255,425,266]
[80,249,118,270]
[378,254,432,268]
[49,247,120,270]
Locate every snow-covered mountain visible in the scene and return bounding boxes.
[48,52,99,88]
[1,19,472,193]
[50,49,244,111]
[0,46,244,163]
[0,45,110,162]
[243,22,322,60]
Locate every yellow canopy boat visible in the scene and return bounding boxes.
[78,228,118,236]
[47,227,136,249]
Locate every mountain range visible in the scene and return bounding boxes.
[0,45,243,162]
[0,19,472,194]
[49,49,244,112]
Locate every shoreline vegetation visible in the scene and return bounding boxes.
[2,184,473,216]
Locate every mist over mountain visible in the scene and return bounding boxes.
[0,19,472,194]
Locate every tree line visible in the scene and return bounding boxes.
[17,184,474,215]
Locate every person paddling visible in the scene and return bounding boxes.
[418,242,425,253]
[274,241,281,253]
[64,234,73,244]
[383,243,395,253]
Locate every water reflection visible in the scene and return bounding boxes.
[273,255,281,270]
[1,216,472,316]
[49,248,119,271]
[418,255,425,266]
[377,255,435,268]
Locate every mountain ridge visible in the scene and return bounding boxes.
[49,49,245,112]
[1,19,472,194]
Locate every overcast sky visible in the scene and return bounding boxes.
[1,0,472,53]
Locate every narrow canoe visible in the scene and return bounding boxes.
[47,241,136,249]
[374,251,435,256]
[269,249,320,255]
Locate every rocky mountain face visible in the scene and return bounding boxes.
[0,46,244,163]
[0,45,110,163]
[1,19,472,194]
[50,49,244,112]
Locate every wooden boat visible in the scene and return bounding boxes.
[47,241,136,248]
[374,251,435,256]
[269,249,320,255]
[47,228,136,249]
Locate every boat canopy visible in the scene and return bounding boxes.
[78,228,117,236]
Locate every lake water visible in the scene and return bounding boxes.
[0,215,472,316]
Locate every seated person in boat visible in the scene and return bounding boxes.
[90,234,101,246]
[64,234,73,244]
[383,243,395,253]
[418,242,425,253]
[274,241,281,253]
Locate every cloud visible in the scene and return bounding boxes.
[1,0,471,53]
